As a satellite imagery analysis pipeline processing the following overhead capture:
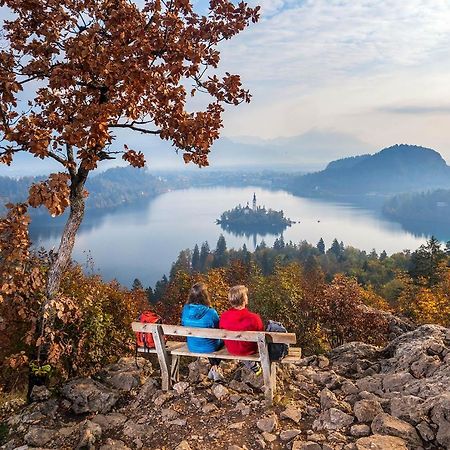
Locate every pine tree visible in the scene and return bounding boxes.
[199,242,211,272]
[317,238,325,254]
[132,278,143,291]
[153,275,168,302]
[329,238,342,259]
[213,235,228,268]
[380,250,388,261]
[192,244,200,272]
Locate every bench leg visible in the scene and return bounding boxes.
[171,355,180,384]
[271,362,277,395]
[257,336,274,406]
[153,325,171,391]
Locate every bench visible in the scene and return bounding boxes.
[131,323,301,405]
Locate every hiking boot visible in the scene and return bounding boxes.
[208,365,225,382]
[251,362,262,376]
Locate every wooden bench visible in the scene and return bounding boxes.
[131,323,301,404]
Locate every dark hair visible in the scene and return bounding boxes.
[187,282,211,307]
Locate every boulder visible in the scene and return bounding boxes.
[256,415,278,433]
[61,378,119,414]
[173,381,190,395]
[24,427,56,447]
[30,385,51,402]
[350,424,371,437]
[99,357,152,392]
[371,413,422,448]
[313,407,354,431]
[91,413,127,430]
[355,434,408,450]
[76,420,102,450]
[212,384,229,400]
[389,395,424,424]
[353,400,383,423]
[329,342,380,374]
[280,405,302,424]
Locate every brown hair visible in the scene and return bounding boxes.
[228,285,248,308]
[187,282,211,307]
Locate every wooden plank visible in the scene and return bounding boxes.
[169,344,261,361]
[257,334,274,406]
[153,324,171,391]
[271,362,277,395]
[131,323,296,344]
[171,355,180,383]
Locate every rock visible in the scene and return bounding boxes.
[229,421,245,429]
[169,419,187,426]
[415,421,435,442]
[212,384,229,400]
[280,405,302,423]
[173,381,190,395]
[256,415,278,433]
[235,402,251,416]
[153,391,175,407]
[425,391,450,448]
[100,357,151,392]
[390,395,424,424]
[292,441,322,450]
[341,380,359,396]
[262,432,277,442]
[371,413,422,447]
[317,355,330,368]
[313,407,354,431]
[329,342,380,373]
[188,359,209,383]
[320,388,340,410]
[76,420,102,449]
[30,385,51,402]
[350,424,371,437]
[353,400,383,423]
[202,403,218,413]
[175,441,192,450]
[24,427,56,447]
[355,434,408,450]
[61,378,119,414]
[280,429,301,441]
[382,372,414,393]
[122,419,152,438]
[91,413,127,430]
[228,379,254,394]
[99,438,131,450]
[130,378,158,408]
[161,408,179,421]
[355,376,383,394]
[436,420,450,449]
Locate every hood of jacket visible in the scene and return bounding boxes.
[183,303,211,320]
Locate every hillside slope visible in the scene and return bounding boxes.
[2,324,449,450]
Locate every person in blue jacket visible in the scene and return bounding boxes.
[181,282,224,381]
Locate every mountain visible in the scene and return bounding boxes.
[286,144,450,196]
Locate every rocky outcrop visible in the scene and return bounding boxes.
[2,324,449,450]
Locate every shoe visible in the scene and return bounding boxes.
[208,366,225,382]
[252,362,262,376]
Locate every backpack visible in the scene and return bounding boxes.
[266,320,289,361]
[135,310,162,350]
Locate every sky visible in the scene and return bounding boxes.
[216,0,450,158]
[2,0,450,173]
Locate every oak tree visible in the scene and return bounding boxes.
[0,0,259,302]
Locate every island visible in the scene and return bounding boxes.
[217,193,294,236]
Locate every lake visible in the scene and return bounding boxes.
[30,186,428,287]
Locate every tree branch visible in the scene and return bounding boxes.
[109,123,161,134]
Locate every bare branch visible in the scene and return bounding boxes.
[109,123,161,134]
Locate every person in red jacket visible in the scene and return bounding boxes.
[219,285,263,375]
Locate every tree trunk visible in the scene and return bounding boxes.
[46,189,85,298]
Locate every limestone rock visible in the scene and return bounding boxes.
[30,385,51,402]
[280,405,302,423]
[173,381,190,395]
[262,432,277,442]
[256,415,278,433]
[175,441,192,450]
[353,400,383,423]
[292,441,322,450]
[280,429,301,441]
[313,407,354,431]
[350,424,371,437]
[91,413,127,430]
[355,434,408,450]
[100,357,151,391]
[390,395,424,424]
[24,427,56,447]
[371,413,422,447]
[99,438,131,450]
[202,403,218,414]
[415,421,435,442]
[61,378,119,414]
[212,384,229,400]
[76,420,102,449]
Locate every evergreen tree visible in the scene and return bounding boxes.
[380,250,388,261]
[132,278,143,291]
[273,235,285,250]
[213,234,228,268]
[369,249,378,260]
[145,286,154,303]
[199,241,211,272]
[192,244,200,272]
[317,238,325,254]
[329,238,342,259]
[410,236,446,285]
[153,275,168,302]
[170,249,191,280]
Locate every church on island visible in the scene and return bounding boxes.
[216,194,293,235]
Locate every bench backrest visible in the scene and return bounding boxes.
[131,323,296,344]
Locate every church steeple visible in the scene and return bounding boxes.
[252,192,256,211]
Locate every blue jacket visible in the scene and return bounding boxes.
[181,304,222,353]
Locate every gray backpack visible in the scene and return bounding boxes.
[266,320,289,361]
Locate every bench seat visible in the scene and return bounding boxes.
[137,340,301,363]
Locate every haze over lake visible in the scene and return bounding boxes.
[30,187,428,287]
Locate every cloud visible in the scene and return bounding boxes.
[379,105,450,115]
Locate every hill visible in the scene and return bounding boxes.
[286,144,450,196]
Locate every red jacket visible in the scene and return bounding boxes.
[219,308,264,355]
